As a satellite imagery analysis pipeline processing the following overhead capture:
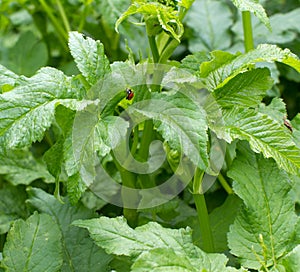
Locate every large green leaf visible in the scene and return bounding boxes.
[0,148,54,185]
[73,216,193,256]
[43,106,75,179]
[0,67,83,149]
[2,212,63,272]
[207,195,242,252]
[186,0,232,52]
[231,0,271,30]
[68,32,110,86]
[129,92,209,170]
[26,188,112,272]
[200,44,300,90]
[227,143,300,270]
[73,216,238,271]
[214,68,273,108]
[216,107,300,175]
[0,31,48,77]
[66,103,129,187]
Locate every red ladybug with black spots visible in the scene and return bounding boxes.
[126,88,134,100]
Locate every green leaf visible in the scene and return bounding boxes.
[186,0,232,52]
[0,67,83,149]
[73,216,191,256]
[0,148,54,185]
[67,103,129,186]
[201,44,300,90]
[66,172,87,205]
[131,248,197,271]
[68,32,111,86]
[131,247,236,272]
[227,143,300,270]
[129,92,209,170]
[73,216,237,271]
[0,64,27,88]
[217,107,300,175]
[97,0,131,29]
[208,195,242,252]
[26,188,112,272]
[2,212,63,272]
[231,0,271,31]
[43,106,75,178]
[1,31,48,77]
[214,68,273,108]
[180,51,210,74]
[258,97,287,123]
[0,184,28,234]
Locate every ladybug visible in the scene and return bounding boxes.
[126,88,134,100]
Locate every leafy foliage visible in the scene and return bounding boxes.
[115,1,184,41]
[0,0,300,271]
[2,212,63,272]
[227,142,300,270]
[73,216,238,271]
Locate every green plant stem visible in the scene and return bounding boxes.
[218,172,233,194]
[55,0,71,33]
[54,178,64,204]
[148,35,160,63]
[137,120,156,189]
[130,126,139,155]
[138,120,154,161]
[139,34,161,162]
[242,11,254,52]
[39,0,68,44]
[113,152,138,227]
[193,168,215,253]
[78,3,90,32]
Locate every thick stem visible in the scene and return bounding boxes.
[193,168,215,252]
[137,120,156,189]
[242,11,254,52]
[113,152,138,227]
[148,35,160,63]
[138,120,154,161]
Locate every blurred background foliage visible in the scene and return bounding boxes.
[0,0,299,116]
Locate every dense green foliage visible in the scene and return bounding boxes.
[0,0,300,271]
